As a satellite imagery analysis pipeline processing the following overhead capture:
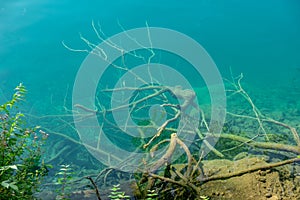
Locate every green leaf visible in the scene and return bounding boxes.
[9,165,18,170]
[9,183,18,191]
[1,181,10,188]
[0,165,18,171]
[110,191,120,195]
[110,187,120,191]
[200,196,209,200]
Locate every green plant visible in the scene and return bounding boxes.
[145,189,158,200]
[55,164,73,200]
[108,184,130,200]
[0,83,49,199]
[200,195,210,200]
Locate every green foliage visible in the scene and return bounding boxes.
[145,189,158,200]
[0,83,50,199]
[108,184,130,200]
[55,164,74,200]
[200,195,210,200]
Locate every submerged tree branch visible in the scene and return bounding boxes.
[206,133,300,155]
[200,157,300,183]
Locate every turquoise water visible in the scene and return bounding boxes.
[1,0,300,196]
[1,0,299,94]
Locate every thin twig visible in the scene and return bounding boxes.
[86,176,102,200]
